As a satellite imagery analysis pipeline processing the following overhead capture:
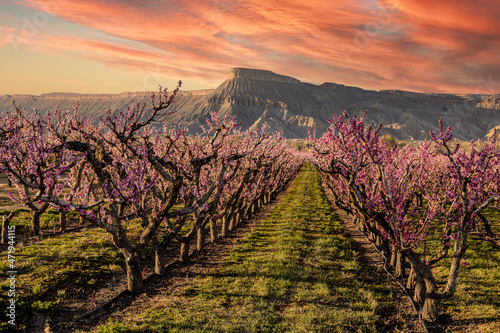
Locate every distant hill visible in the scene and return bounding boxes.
[2,67,500,141]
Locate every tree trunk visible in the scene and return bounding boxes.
[406,266,416,290]
[422,279,439,322]
[210,219,217,243]
[443,228,469,297]
[228,213,235,232]
[381,239,390,258]
[221,215,229,237]
[197,226,205,252]
[359,218,367,232]
[79,215,85,226]
[124,252,144,292]
[395,250,405,279]
[443,250,466,296]
[31,210,41,237]
[2,214,14,244]
[390,249,397,268]
[152,237,165,276]
[180,240,190,262]
[118,203,125,217]
[235,211,241,227]
[406,252,440,323]
[59,210,66,232]
[413,271,425,303]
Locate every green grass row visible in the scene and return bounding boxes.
[91,163,396,332]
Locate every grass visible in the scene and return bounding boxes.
[91,164,395,332]
[0,227,125,331]
[414,207,500,332]
[431,235,500,332]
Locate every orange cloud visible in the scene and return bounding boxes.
[4,0,500,94]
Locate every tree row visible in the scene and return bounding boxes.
[308,112,500,322]
[0,86,303,291]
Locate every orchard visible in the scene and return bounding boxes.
[1,88,500,330]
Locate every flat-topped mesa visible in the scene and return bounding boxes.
[226,67,300,84]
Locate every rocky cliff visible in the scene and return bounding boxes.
[1,68,500,141]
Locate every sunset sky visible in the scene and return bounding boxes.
[1,0,499,95]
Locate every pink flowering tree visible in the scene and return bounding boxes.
[308,112,500,322]
[1,83,303,294]
[55,85,183,291]
[0,106,84,237]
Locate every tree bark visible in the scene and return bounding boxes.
[413,271,425,303]
[359,218,367,232]
[1,216,8,244]
[406,252,440,322]
[152,237,166,276]
[180,240,190,262]
[124,251,144,292]
[395,250,405,279]
[2,212,15,244]
[31,210,42,237]
[422,279,439,322]
[390,249,397,268]
[439,221,470,297]
[197,226,205,252]
[228,213,235,232]
[235,211,241,227]
[210,219,217,243]
[59,210,66,232]
[118,203,125,217]
[221,215,229,237]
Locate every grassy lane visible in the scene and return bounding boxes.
[94,164,394,332]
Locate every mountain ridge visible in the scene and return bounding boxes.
[1,67,500,141]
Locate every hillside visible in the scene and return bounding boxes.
[2,67,500,141]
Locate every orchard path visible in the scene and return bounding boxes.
[64,164,419,333]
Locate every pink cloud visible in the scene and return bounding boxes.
[5,0,500,93]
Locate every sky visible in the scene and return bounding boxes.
[0,0,499,95]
